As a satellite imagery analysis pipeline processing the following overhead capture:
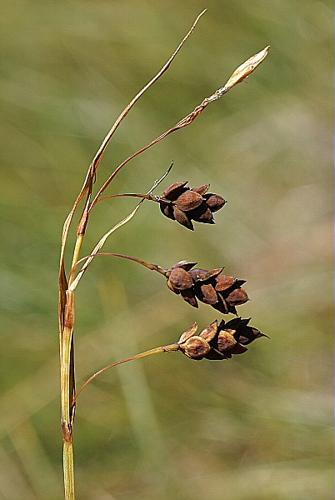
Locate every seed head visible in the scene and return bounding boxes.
[159,181,226,229]
[166,262,248,314]
[178,318,266,361]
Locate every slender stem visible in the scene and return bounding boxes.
[61,327,72,431]
[61,290,77,500]
[60,224,86,500]
[96,193,162,204]
[75,343,179,401]
[76,252,168,276]
[69,234,84,285]
[89,129,179,210]
[60,232,84,500]
[61,322,75,500]
[63,442,75,500]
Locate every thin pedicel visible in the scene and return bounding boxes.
[77,253,249,314]
[75,318,267,400]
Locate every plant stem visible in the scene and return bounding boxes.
[61,320,75,500]
[69,234,84,283]
[63,441,75,500]
[75,343,180,401]
[97,192,160,203]
[76,252,167,277]
[61,228,81,500]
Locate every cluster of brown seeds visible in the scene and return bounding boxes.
[159,181,225,230]
[178,318,266,361]
[166,261,248,314]
[111,177,267,361]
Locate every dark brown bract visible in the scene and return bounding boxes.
[166,261,248,314]
[178,318,266,361]
[159,181,225,230]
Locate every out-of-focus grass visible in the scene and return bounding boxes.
[0,1,332,499]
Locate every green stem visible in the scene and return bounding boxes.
[75,343,179,401]
[61,291,76,500]
[76,252,168,277]
[97,192,162,204]
[63,441,75,500]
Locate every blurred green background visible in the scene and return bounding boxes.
[0,1,332,499]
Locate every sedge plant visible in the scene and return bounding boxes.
[58,10,269,500]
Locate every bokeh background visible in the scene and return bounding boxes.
[0,1,332,499]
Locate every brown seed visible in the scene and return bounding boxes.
[230,343,248,355]
[167,267,193,291]
[217,330,237,352]
[185,202,211,223]
[205,194,226,212]
[172,261,197,271]
[238,327,266,345]
[190,268,210,281]
[200,320,218,342]
[175,190,204,212]
[173,206,194,230]
[182,336,210,360]
[215,275,236,292]
[159,201,175,220]
[163,181,188,200]
[207,268,224,279]
[193,205,215,223]
[224,317,250,330]
[192,184,210,195]
[198,283,218,305]
[199,207,215,223]
[205,348,227,360]
[228,305,237,315]
[178,322,198,344]
[166,279,180,294]
[213,297,229,314]
[235,279,247,287]
[225,288,249,306]
[181,289,198,308]
[224,318,267,346]
[190,267,223,282]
